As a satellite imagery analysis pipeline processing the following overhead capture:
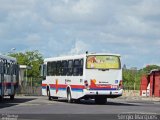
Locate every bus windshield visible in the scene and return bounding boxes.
[86,55,120,69]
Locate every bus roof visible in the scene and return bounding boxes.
[44,53,121,62]
[0,54,17,62]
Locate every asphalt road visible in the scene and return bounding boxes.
[0,96,160,120]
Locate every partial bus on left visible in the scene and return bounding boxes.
[0,55,19,100]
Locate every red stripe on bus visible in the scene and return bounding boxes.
[70,85,85,89]
[42,84,112,89]
[42,84,84,89]
[42,84,47,87]
[0,82,18,85]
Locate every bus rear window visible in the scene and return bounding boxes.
[86,55,120,69]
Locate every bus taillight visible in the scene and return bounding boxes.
[119,80,123,89]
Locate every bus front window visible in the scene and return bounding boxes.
[86,55,120,69]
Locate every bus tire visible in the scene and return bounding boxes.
[95,96,106,104]
[10,95,15,100]
[0,96,3,101]
[75,99,81,104]
[67,89,72,103]
[52,96,58,100]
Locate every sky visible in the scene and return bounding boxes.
[0,0,160,69]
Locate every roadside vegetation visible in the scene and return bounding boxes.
[8,50,43,86]
[8,50,160,90]
[123,65,160,90]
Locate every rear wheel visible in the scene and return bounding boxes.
[52,96,58,100]
[95,96,106,104]
[10,95,15,100]
[75,99,81,103]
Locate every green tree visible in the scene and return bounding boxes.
[123,69,137,90]
[140,65,160,75]
[8,50,43,86]
[123,65,160,90]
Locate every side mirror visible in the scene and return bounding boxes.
[40,64,46,79]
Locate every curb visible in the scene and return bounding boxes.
[118,96,160,102]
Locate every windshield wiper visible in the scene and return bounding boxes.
[98,69,109,71]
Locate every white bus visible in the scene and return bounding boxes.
[0,55,19,100]
[41,53,123,104]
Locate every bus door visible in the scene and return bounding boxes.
[0,62,4,96]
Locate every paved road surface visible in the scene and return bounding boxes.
[0,96,159,120]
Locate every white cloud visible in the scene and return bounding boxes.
[72,0,95,15]
[133,0,160,16]
[0,0,160,68]
[26,34,41,45]
[69,40,90,55]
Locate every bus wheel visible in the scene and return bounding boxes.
[67,90,72,103]
[10,95,15,100]
[0,96,3,101]
[75,99,81,103]
[95,96,106,104]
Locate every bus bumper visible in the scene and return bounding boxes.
[84,89,123,97]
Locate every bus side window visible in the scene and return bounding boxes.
[12,63,16,75]
[79,59,83,76]
[3,60,6,74]
[10,63,13,75]
[67,60,73,76]
[73,59,83,76]
[47,62,52,76]
[0,62,4,74]
[7,63,11,75]
[4,60,8,74]
[73,59,80,76]
[62,60,68,76]
[52,62,56,76]
[56,61,62,76]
